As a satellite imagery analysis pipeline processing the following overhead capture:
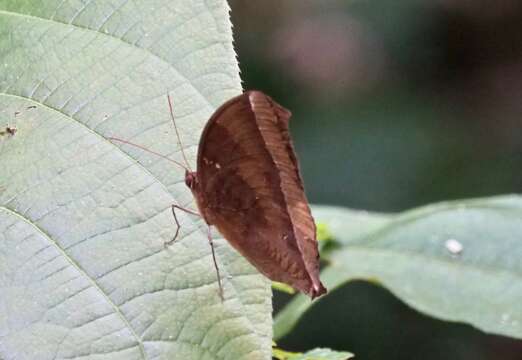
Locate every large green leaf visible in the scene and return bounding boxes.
[0,1,272,359]
[275,196,522,341]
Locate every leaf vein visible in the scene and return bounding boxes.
[0,206,147,359]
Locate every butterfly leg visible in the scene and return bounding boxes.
[165,204,201,247]
[207,225,224,301]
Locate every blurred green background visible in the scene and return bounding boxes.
[229,1,522,359]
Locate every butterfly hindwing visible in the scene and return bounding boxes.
[193,91,326,298]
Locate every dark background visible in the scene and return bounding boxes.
[229,1,522,359]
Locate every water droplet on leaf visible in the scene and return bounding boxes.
[445,238,463,255]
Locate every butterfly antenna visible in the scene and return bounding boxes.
[167,94,193,172]
[107,137,190,172]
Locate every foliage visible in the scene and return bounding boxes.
[1,1,520,359]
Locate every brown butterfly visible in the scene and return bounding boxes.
[111,91,326,299]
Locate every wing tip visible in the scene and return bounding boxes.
[310,281,327,300]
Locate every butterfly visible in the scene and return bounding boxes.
[181,91,326,299]
[112,91,326,299]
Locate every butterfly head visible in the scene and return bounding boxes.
[185,170,198,191]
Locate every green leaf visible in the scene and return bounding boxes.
[275,196,522,341]
[0,1,272,359]
[273,346,353,360]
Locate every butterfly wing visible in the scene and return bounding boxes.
[195,91,326,298]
